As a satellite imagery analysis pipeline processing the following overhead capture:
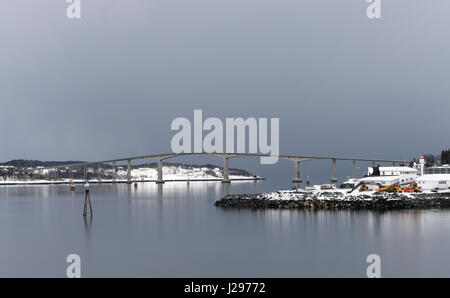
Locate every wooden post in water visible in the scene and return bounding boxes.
[83,181,93,217]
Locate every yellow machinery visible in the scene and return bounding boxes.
[376,184,403,193]
[403,183,422,193]
[376,183,422,193]
[359,184,369,192]
[376,185,390,192]
[392,185,404,193]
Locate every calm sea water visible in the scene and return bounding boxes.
[0,180,450,277]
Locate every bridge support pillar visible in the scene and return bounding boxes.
[97,164,102,184]
[331,158,338,185]
[223,182,230,196]
[352,160,356,179]
[69,167,74,190]
[112,161,116,184]
[292,160,302,184]
[127,160,132,184]
[156,160,165,184]
[222,157,231,183]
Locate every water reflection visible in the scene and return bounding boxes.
[223,183,229,197]
[0,182,449,277]
[157,183,163,198]
[83,214,93,238]
[127,184,132,198]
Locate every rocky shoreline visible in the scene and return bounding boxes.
[214,192,450,211]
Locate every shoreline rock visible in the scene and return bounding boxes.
[214,192,450,211]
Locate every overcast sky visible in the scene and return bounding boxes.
[1,0,449,164]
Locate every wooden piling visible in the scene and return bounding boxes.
[83,182,93,217]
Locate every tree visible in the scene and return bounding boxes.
[442,149,450,165]
[423,154,438,167]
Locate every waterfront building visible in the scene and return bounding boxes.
[416,174,450,191]
[357,166,419,186]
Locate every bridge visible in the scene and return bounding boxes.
[45,153,410,185]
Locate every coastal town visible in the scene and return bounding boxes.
[215,154,450,211]
[315,155,450,194]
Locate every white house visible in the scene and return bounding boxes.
[357,175,400,187]
[416,174,450,191]
[358,166,418,186]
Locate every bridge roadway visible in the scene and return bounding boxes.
[44,153,409,185]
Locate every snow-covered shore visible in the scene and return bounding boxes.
[215,189,450,210]
[0,165,262,185]
[116,165,259,181]
[262,188,450,201]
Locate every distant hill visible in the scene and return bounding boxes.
[0,160,86,168]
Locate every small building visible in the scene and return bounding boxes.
[358,166,418,186]
[357,175,400,188]
[416,174,450,191]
